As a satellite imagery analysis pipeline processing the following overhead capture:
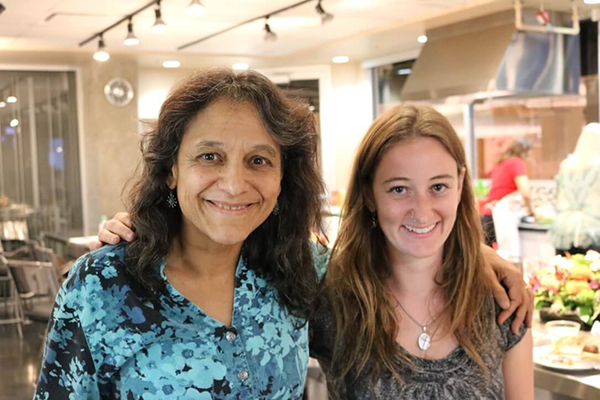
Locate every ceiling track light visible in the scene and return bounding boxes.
[79,0,162,59]
[178,0,315,51]
[93,36,110,61]
[186,0,205,16]
[264,17,277,42]
[124,18,140,45]
[315,0,333,25]
[79,0,332,54]
[153,0,168,33]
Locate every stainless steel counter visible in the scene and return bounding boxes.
[535,365,600,400]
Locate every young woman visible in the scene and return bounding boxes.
[311,105,532,399]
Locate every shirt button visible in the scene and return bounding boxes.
[238,370,249,381]
[226,331,237,342]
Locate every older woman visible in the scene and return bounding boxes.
[35,68,328,399]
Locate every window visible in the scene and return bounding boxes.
[0,71,82,237]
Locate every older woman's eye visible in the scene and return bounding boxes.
[251,156,270,166]
[199,153,217,161]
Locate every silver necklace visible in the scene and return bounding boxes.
[395,299,440,351]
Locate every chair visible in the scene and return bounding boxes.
[1,244,61,324]
[5,258,57,322]
[2,254,57,385]
[0,256,25,338]
[31,245,65,296]
[0,240,38,308]
[39,232,77,276]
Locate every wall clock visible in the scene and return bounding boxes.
[104,78,134,107]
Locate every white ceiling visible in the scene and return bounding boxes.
[0,0,596,66]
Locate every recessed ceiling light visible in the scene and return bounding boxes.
[584,0,600,4]
[232,63,249,71]
[10,118,19,127]
[418,35,428,44]
[163,60,181,68]
[332,56,349,64]
[6,96,17,103]
[0,101,6,108]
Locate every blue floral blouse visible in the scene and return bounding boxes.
[34,244,316,399]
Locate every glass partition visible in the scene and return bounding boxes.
[0,71,82,238]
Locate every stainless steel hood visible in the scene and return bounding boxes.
[401,10,581,102]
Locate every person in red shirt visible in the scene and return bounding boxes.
[481,139,533,246]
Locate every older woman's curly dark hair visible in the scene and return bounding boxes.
[125,67,327,319]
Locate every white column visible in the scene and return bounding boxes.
[463,103,477,179]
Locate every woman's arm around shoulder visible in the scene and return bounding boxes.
[481,244,534,333]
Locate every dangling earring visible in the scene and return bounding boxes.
[272,201,280,216]
[166,190,178,209]
[371,212,378,228]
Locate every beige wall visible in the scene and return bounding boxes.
[0,50,140,234]
[80,55,140,235]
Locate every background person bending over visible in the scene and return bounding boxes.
[481,139,534,253]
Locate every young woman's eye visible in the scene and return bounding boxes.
[432,184,447,193]
[389,186,406,194]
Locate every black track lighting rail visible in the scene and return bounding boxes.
[178,0,314,51]
[79,0,333,53]
[78,0,159,47]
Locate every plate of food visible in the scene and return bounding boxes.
[533,336,600,372]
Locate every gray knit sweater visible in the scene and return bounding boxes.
[309,297,527,399]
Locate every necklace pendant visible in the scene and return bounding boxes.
[418,332,431,351]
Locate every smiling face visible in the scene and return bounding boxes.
[371,136,465,265]
[168,98,282,248]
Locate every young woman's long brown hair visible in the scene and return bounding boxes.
[326,105,493,383]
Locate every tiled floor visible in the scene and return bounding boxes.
[0,322,45,400]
